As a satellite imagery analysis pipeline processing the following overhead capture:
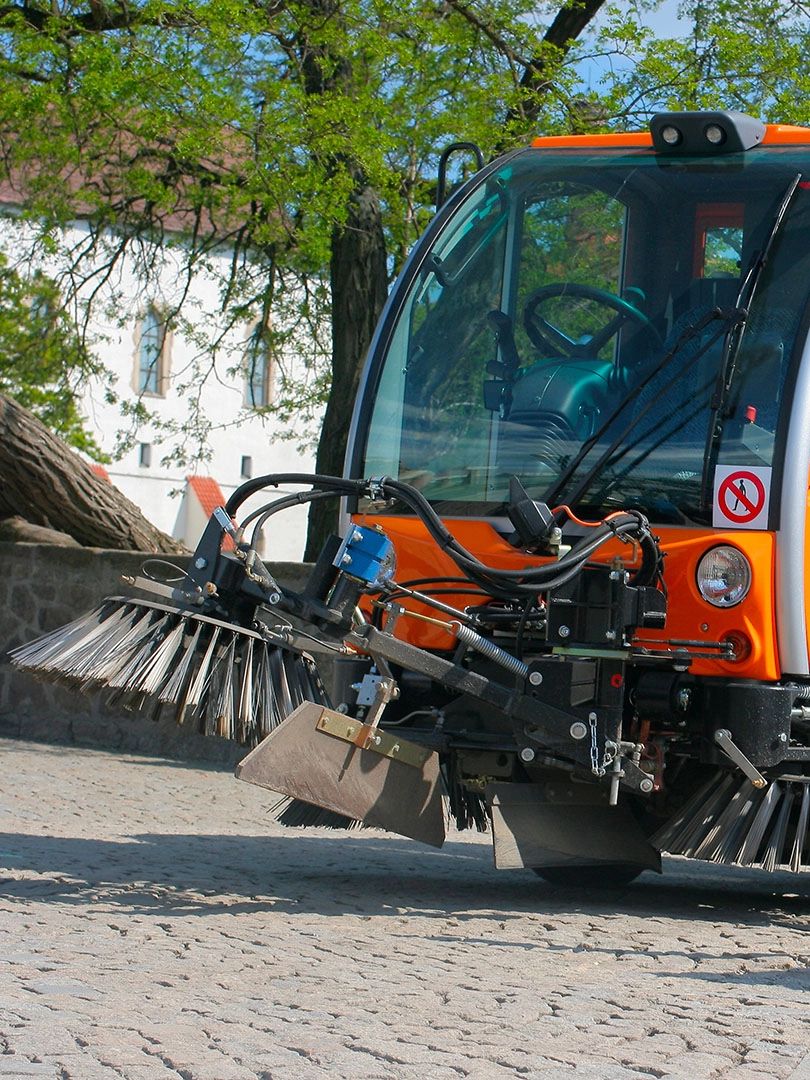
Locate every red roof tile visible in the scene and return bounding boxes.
[187,475,227,518]
[186,475,233,549]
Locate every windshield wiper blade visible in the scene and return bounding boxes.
[541,306,745,510]
[738,173,802,313]
[699,172,802,501]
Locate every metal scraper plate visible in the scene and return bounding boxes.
[487,782,661,871]
[235,701,445,848]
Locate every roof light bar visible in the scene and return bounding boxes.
[650,111,766,155]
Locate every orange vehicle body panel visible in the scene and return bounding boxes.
[356,516,781,682]
[644,528,779,681]
[530,125,810,151]
[351,120,810,690]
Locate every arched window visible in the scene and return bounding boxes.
[245,326,274,408]
[137,307,166,395]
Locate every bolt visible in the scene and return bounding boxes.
[605,630,617,641]
[341,553,353,565]
[639,777,654,794]
[569,721,588,740]
[558,625,571,639]
[778,732,789,743]
[528,670,543,687]
[194,557,207,569]
[519,747,536,763]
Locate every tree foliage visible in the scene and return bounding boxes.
[0,252,106,456]
[0,0,618,551]
[8,0,806,550]
[0,0,599,326]
[588,0,810,125]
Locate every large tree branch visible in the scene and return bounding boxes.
[516,0,609,125]
[0,0,292,34]
[540,0,609,56]
[444,0,609,130]
[0,0,196,32]
[0,394,185,552]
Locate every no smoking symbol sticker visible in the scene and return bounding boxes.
[713,466,771,529]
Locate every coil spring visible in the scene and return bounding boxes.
[453,622,529,679]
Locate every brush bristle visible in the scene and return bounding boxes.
[271,796,361,830]
[10,597,328,745]
[653,771,810,872]
[443,756,490,833]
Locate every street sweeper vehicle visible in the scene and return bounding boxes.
[17,108,810,884]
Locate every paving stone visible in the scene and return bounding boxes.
[4,737,810,1079]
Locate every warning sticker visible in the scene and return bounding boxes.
[713,465,772,529]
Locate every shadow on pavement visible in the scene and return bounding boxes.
[2,827,810,926]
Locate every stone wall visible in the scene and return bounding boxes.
[0,542,311,763]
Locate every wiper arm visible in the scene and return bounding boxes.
[739,173,802,312]
[699,172,802,501]
[589,372,717,511]
[542,307,744,510]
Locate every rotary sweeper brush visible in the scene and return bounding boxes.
[17,108,810,885]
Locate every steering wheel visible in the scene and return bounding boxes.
[523,283,659,359]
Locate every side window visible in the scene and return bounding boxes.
[694,203,744,278]
[245,326,274,408]
[137,307,167,395]
[363,180,509,494]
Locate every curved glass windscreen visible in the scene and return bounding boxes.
[360,145,810,526]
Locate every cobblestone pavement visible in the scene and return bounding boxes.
[3,737,810,1080]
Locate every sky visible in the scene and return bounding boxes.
[647,0,689,35]
[577,0,689,93]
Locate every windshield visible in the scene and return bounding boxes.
[360,145,810,526]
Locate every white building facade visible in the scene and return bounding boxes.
[1,211,323,560]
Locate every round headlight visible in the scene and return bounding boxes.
[696,546,752,607]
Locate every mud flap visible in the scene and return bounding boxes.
[235,700,446,848]
[487,782,661,872]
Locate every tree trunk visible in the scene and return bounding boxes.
[304,177,389,561]
[0,393,186,552]
[301,0,609,561]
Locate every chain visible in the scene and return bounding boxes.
[589,711,619,778]
[589,712,603,776]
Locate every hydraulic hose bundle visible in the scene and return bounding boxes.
[10,471,664,749]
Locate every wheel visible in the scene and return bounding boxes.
[532,863,644,888]
[523,282,658,358]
